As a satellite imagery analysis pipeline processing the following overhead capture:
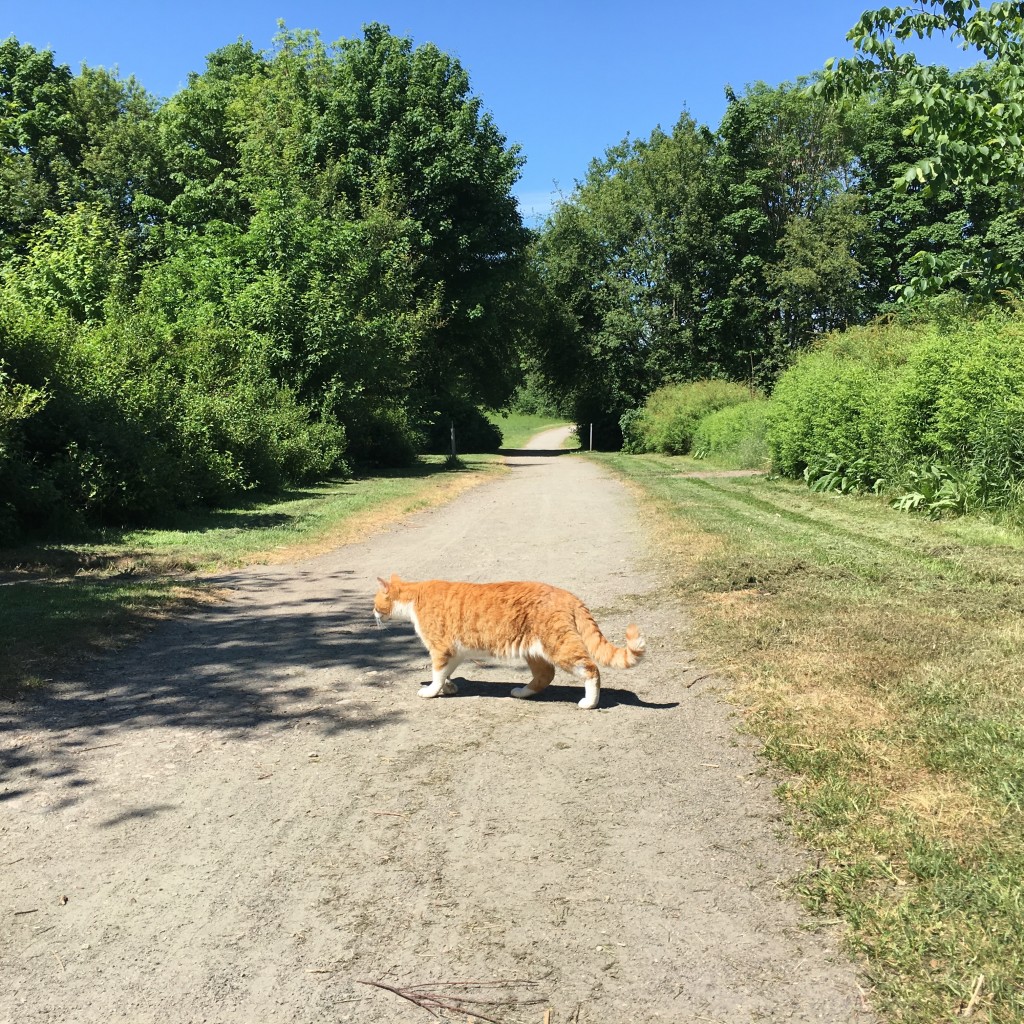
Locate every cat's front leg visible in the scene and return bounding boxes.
[418,652,460,698]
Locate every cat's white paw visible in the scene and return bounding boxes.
[440,679,458,695]
[510,685,537,699]
[418,685,440,698]
[577,696,600,710]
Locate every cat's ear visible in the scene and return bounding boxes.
[377,576,390,593]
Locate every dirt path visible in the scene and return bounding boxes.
[2,429,873,1023]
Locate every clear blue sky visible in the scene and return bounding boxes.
[4,1,977,223]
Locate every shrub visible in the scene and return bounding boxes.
[767,314,1024,516]
[692,399,771,469]
[766,324,920,479]
[885,317,1024,484]
[0,297,349,537]
[623,380,754,455]
[344,406,422,468]
[0,364,53,543]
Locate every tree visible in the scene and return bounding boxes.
[158,40,266,232]
[0,39,81,256]
[716,80,865,371]
[529,115,728,445]
[818,1,1024,297]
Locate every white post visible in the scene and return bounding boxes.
[589,423,593,451]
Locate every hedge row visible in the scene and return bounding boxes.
[767,314,1024,510]
[619,310,1024,518]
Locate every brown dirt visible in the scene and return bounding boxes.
[1,428,874,1023]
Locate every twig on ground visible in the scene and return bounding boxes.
[962,974,985,1017]
[13,908,39,916]
[356,977,544,1023]
[685,674,711,688]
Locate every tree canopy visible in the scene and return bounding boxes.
[817,0,1024,297]
[0,25,531,540]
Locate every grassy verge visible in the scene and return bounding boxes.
[490,412,576,450]
[594,452,1024,1024]
[0,454,500,695]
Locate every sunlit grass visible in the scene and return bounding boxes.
[596,451,1024,1024]
[488,411,575,450]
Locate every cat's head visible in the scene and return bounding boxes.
[373,574,401,625]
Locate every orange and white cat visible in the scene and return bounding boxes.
[373,574,645,709]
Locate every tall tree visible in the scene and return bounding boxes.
[818,0,1024,297]
[529,114,728,443]
[0,39,81,256]
[716,79,865,372]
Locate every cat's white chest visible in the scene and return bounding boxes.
[392,600,425,643]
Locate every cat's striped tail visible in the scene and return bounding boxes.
[576,608,646,669]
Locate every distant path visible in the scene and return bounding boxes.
[2,432,873,1023]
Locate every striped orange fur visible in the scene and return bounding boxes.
[373,574,645,709]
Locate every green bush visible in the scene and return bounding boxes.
[692,399,771,469]
[766,314,1024,515]
[0,297,348,538]
[765,324,914,480]
[0,364,52,543]
[344,406,422,468]
[623,380,754,455]
[422,400,503,455]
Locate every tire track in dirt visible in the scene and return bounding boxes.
[1,428,874,1023]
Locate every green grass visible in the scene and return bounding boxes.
[594,451,1024,1024]
[488,411,576,450]
[0,454,499,695]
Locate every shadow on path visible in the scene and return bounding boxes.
[440,676,679,710]
[0,573,420,806]
[499,447,575,458]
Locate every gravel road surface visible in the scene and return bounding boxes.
[2,428,873,1023]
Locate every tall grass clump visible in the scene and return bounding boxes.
[766,312,1024,516]
[621,380,753,455]
[691,399,771,469]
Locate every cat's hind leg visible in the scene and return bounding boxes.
[559,653,601,709]
[573,661,602,710]
[511,656,555,699]
[550,641,602,709]
[418,650,461,698]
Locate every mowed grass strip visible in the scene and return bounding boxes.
[595,452,1024,1024]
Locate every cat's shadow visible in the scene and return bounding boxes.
[445,678,679,710]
